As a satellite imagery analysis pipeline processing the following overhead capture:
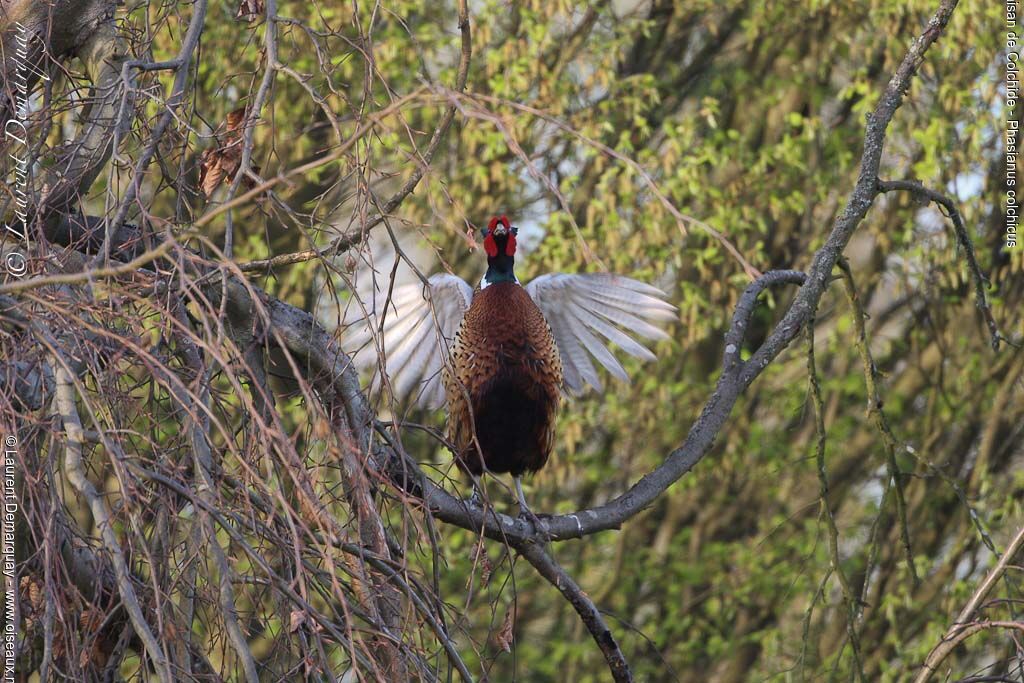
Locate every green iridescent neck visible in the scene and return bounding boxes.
[483,252,516,287]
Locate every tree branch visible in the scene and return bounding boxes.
[49,351,173,682]
[519,543,632,682]
[837,259,917,586]
[101,0,208,258]
[0,0,117,123]
[234,0,473,273]
[400,0,963,544]
[877,178,1004,349]
[806,321,864,680]
[175,326,260,683]
[38,17,128,235]
[913,525,1024,682]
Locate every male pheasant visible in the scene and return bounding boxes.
[346,215,675,514]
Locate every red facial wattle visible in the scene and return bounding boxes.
[504,231,517,256]
[483,232,499,257]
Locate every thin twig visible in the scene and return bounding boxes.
[806,321,864,680]
[877,179,1004,349]
[914,526,1024,682]
[176,324,260,683]
[50,357,173,682]
[234,0,472,273]
[519,543,632,682]
[836,259,917,586]
[104,0,209,251]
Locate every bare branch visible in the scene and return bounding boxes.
[519,543,632,682]
[913,526,1024,682]
[101,0,208,258]
[49,349,173,682]
[806,321,864,680]
[877,179,1005,349]
[837,259,917,586]
[38,19,128,233]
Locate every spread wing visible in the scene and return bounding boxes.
[344,273,473,409]
[524,273,676,395]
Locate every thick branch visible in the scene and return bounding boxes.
[0,0,117,123]
[384,1,965,547]
[38,19,128,232]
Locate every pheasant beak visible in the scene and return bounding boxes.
[487,215,512,236]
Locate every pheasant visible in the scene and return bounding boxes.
[346,215,675,515]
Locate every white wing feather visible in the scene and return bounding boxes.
[525,273,675,395]
[344,273,473,409]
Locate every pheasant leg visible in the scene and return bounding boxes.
[514,476,550,540]
[465,475,486,509]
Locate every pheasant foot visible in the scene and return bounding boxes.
[514,476,551,542]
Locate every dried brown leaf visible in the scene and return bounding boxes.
[198,143,244,197]
[236,0,264,21]
[198,148,224,197]
[19,575,43,630]
[495,607,514,653]
[479,545,493,587]
[198,107,263,197]
[225,107,248,134]
[289,609,306,633]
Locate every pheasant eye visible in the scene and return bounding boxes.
[487,216,499,231]
[499,215,510,230]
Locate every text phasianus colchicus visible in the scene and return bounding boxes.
[346,215,675,517]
